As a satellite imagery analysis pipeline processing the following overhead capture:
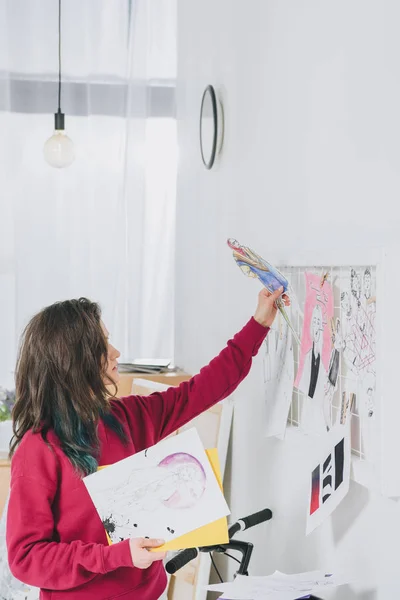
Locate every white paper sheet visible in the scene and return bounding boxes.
[307,424,351,535]
[84,428,230,543]
[340,269,377,462]
[264,317,294,439]
[207,570,347,600]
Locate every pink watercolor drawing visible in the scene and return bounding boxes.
[295,273,334,410]
[158,453,206,509]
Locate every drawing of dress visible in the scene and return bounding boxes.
[298,346,328,433]
[298,346,327,401]
[342,294,375,375]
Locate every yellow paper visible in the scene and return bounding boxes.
[98,448,228,551]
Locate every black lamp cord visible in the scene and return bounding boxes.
[54,0,65,130]
[58,0,61,112]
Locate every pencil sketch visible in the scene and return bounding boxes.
[300,304,327,400]
[264,314,294,438]
[99,453,207,542]
[338,267,377,460]
[84,428,230,544]
[341,270,376,376]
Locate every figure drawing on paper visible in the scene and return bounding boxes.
[227,238,300,344]
[83,428,230,547]
[341,270,376,376]
[340,267,377,458]
[295,273,333,433]
[96,453,207,543]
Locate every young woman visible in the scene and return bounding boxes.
[7,287,289,600]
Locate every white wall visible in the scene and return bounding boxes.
[175,1,400,598]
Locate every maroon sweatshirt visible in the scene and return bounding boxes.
[7,318,268,600]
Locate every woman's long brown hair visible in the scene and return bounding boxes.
[10,298,126,475]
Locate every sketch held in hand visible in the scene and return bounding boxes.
[84,428,230,545]
[227,238,300,344]
[100,453,207,542]
[227,238,288,292]
[158,453,206,508]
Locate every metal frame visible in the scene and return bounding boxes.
[276,247,384,492]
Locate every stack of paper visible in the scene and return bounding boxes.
[117,358,171,373]
[206,570,348,600]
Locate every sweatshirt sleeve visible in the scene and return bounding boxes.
[123,317,268,443]
[7,474,133,590]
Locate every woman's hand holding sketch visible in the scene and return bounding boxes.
[129,537,166,569]
[254,288,290,328]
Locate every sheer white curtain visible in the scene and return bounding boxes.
[0,0,177,389]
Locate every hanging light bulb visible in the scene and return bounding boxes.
[44,110,75,168]
[43,0,75,168]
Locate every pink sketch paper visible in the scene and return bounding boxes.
[295,273,333,391]
[295,274,334,432]
[296,273,333,384]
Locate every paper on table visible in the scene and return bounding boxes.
[207,570,347,600]
[88,428,230,546]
